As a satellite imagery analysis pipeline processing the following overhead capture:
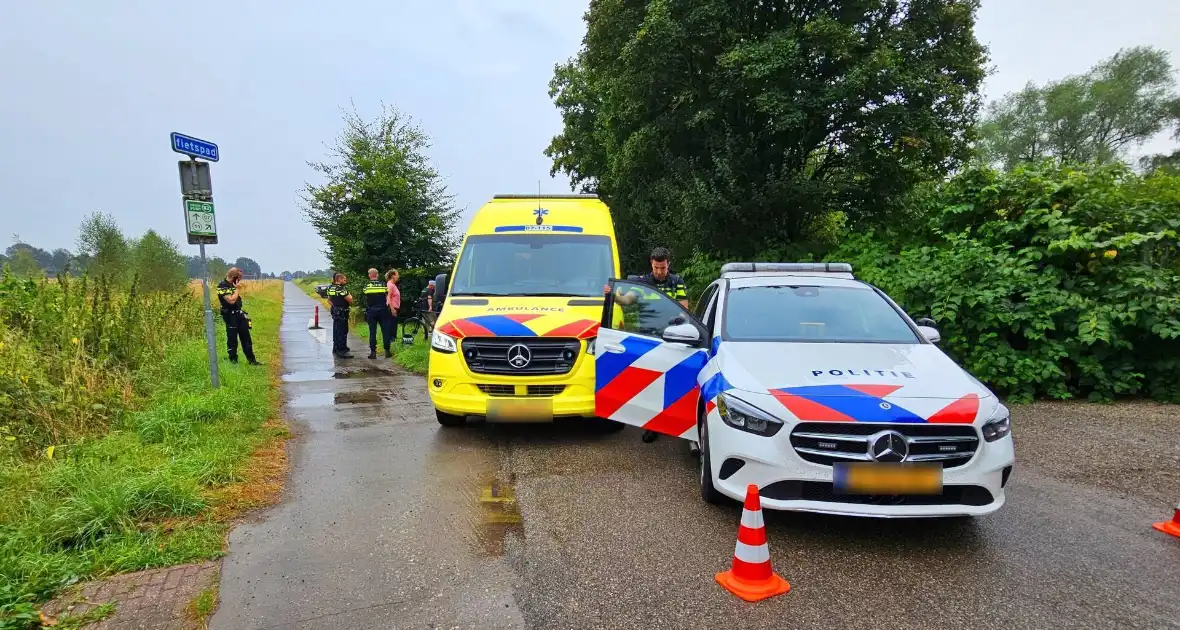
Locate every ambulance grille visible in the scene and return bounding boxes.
[476,384,567,397]
[789,422,979,469]
[461,337,581,376]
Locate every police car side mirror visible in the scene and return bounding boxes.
[917,325,941,344]
[663,322,701,345]
[915,317,936,327]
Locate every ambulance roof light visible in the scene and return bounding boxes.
[493,194,599,199]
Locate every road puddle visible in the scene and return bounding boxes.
[287,392,335,408]
[281,367,395,383]
[474,473,524,557]
[281,370,336,383]
[333,368,395,379]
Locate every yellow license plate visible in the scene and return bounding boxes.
[834,463,942,495]
[486,398,553,423]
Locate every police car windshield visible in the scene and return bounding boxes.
[723,285,920,343]
[449,234,614,298]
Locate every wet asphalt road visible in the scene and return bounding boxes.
[212,282,1180,630]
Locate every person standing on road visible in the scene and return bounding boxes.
[216,267,262,365]
[605,247,690,444]
[386,269,401,343]
[362,268,394,359]
[326,272,354,358]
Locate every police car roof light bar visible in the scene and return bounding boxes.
[720,262,855,279]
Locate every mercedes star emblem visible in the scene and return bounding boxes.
[506,343,532,369]
[869,431,909,463]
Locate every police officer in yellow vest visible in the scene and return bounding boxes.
[363,268,395,359]
[325,272,354,358]
[605,247,689,444]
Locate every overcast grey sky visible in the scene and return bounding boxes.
[1,0,1176,273]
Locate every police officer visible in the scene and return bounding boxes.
[362,268,394,359]
[609,247,689,308]
[606,247,689,443]
[216,267,261,365]
[325,272,354,358]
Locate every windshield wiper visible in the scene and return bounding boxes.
[449,292,505,297]
[517,292,586,297]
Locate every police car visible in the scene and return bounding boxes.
[595,263,1015,518]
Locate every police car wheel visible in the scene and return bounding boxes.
[699,416,724,505]
[435,409,467,427]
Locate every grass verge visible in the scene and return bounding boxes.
[0,281,288,628]
[389,334,429,375]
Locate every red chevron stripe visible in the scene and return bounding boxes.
[927,393,980,424]
[595,366,662,418]
[437,321,464,339]
[542,319,600,339]
[504,314,544,324]
[845,384,903,398]
[448,318,495,338]
[770,390,855,422]
[641,387,699,437]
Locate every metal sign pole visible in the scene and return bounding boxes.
[199,242,220,388]
[173,131,220,388]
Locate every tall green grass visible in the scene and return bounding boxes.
[0,271,200,453]
[0,281,283,626]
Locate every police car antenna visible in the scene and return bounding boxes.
[535,180,544,225]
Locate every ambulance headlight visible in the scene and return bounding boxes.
[430,329,457,354]
[982,404,1011,442]
[585,337,595,355]
[716,392,783,437]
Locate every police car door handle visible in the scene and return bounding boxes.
[602,343,625,354]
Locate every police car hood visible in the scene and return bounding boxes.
[433,297,601,340]
[716,342,997,424]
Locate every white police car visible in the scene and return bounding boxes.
[595,262,1014,517]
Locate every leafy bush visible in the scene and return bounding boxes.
[828,161,1180,401]
[0,270,200,453]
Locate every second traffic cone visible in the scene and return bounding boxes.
[1153,501,1180,538]
[715,484,790,602]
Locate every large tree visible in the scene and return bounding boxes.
[131,230,188,292]
[233,256,263,278]
[546,0,988,267]
[76,212,128,280]
[303,104,460,280]
[979,46,1180,170]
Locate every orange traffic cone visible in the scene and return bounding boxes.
[715,484,791,602]
[1153,501,1180,538]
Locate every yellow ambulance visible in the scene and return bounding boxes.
[427,194,623,428]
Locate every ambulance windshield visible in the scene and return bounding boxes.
[449,234,614,298]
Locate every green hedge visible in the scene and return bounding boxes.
[827,162,1180,402]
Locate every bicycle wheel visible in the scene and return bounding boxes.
[401,317,422,343]
[420,313,434,341]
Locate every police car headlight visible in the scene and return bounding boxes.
[430,329,457,354]
[716,392,783,437]
[982,404,1011,442]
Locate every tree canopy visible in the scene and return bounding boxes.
[303,104,460,282]
[978,46,1180,170]
[546,0,988,269]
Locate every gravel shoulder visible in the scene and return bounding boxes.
[1011,400,1180,507]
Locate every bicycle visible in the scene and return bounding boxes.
[399,307,436,344]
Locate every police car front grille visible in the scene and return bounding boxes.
[789,422,980,469]
[461,337,581,376]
